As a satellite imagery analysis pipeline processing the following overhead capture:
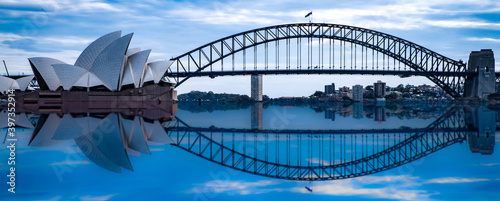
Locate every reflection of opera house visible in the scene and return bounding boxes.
[15,31,177,112]
[27,113,175,173]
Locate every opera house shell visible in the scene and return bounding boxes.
[28,31,173,92]
[0,75,35,94]
[12,31,177,113]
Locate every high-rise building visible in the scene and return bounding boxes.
[374,80,386,98]
[325,83,335,95]
[352,85,363,102]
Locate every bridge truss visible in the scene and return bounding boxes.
[168,23,469,97]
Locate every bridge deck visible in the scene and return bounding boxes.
[168,69,476,78]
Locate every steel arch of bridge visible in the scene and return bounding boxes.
[168,23,467,97]
[166,107,469,181]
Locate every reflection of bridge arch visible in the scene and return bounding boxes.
[166,108,469,180]
[169,23,467,97]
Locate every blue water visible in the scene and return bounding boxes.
[1,102,499,201]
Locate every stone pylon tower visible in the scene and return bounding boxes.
[464,49,495,98]
[251,74,263,101]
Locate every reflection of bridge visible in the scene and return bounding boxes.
[5,105,495,176]
[165,106,496,180]
[167,23,496,99]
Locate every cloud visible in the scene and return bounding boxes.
[467,37,500,43]
[353,175,420,185]
[424,177,490,184]
[35,196,62,201]
[0,0,125,17]
[188,175,433,200]
[292,183,431,201]
[79,194,117,201]
[479,163,500,166]
[306,158,330,166]
[426,20,500,29]
[187,180,280,195]
[291,175,433,201]
[166,8,283,25]
[50,160,90,166]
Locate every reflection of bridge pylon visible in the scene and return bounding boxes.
[166,106,495,180]
[251,103,263,130]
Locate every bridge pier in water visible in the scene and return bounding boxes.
[465,49,495,98]
[465,105,496,155]
[251,102,263,130]
[251,74,263,101]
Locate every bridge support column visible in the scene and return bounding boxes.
[251,74,263,101]
[251,102,263,130]
[464,49,495,98]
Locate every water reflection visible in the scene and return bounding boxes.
[1,102,497,179]
[1,105,175,173]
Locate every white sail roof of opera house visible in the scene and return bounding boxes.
[28,31,174,92]
[0,75,35,93]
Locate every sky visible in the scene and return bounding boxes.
[1,0,500,97]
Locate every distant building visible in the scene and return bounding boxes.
[352,85,363,102]
[374,80,386,98]
[339,86,350,93]
[325,83,335,95]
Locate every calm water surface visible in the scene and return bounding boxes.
[1,101,499,201]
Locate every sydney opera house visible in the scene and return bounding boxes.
[10,31,177,112]
[0,75,34,94]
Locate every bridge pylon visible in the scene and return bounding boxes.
[464,49,495,98]
[251,74,263,101]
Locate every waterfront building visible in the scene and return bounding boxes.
[374,80,386,98]
[352,85,363,102]
[325,83,335,95]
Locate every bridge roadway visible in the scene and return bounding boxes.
[167,126,477,134]
[167,69,475,78]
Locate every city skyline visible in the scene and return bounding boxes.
[0,0,499,98]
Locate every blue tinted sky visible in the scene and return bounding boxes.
[0,0,499,97]
[1,106,500,201]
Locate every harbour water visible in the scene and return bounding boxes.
[1,101,499,201]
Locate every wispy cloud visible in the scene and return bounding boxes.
[35,195,62,201]
[424,177,490,184]
[79,194,117,201]
[188,180,280,195]
[467,37,500,43]
[291,175,433,201]
[0,0,125,17]
[479,163,500,166]
[50,160,90,166]
[306,158,330,166]
[188,175,435,200]
[292,183,431,201]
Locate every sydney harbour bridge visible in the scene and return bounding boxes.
[167,23,497,99]
[5,23,496,99]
